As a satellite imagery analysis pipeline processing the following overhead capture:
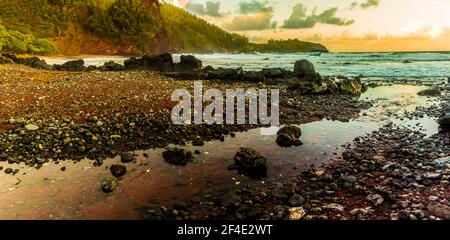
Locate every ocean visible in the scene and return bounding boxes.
[43,52,450,84]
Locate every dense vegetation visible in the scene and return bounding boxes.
[160,4,249,53]
[0,24,57,54]
[0,0,327,55]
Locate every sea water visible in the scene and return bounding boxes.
[43,52,450,84]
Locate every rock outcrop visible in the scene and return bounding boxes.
[54,59,86,71]
[124,53,174,72]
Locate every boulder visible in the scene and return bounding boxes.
[233,147,267,175]
[162,148,193,166]
[417,87,443,96]
[120,151,135,163]
[293,60,316,78]
[277,125,302,139]
[175,55,202,72]
[54,59,85,71]
[110,164,127,178]
[102,61,125,71]
[124,53,174,72]
[276,125,302,147]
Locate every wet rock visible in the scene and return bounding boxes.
[110,164,127,178]
[277,125,302,139]
[233,148,267,175]
[276,125,302,147]
[427,202,450,219]
[338,77,367,95]
[417,87,442,96]
[323,77,340,95]
[4,168,13,174]
[101,177,118,193]
[163,148,193,166]
[120,152,135,163]
[276,134,294,148]
[288,207,306,220]
[54,60,85,71]
[102,61,125,71]
[124,53,174,72]
[175,55,202,72]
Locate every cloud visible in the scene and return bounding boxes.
[238,0,273,14]
[316,8,355,26]
[185,1,222,17]
[222,12,274,31]
[222,0,276,31]
[282,4,354,29]
[351,0,380,9]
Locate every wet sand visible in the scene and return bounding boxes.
[0,67,444,220]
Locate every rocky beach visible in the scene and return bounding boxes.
[0,53,449,220]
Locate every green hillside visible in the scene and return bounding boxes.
[0,0,328,55]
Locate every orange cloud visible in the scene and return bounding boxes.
[250,27,450,52]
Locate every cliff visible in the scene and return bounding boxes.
[0,0,328,55]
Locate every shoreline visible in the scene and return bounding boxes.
[0,58,449,219]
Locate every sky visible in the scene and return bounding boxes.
[163,0,450,52]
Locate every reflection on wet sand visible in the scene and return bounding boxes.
[0,85,441,219]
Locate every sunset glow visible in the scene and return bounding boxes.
[181,0,450,52]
